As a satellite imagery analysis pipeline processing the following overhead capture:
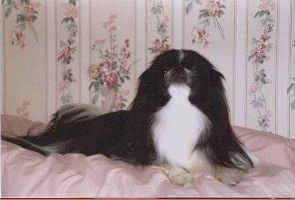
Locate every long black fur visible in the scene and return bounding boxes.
[2,49,253,170]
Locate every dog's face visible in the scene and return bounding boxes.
[148,50,199,89]
[155,50,223,88]
[132,49,225,103]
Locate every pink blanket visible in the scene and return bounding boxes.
[1,115,295,197]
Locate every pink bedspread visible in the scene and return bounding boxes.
[1,115,295,197]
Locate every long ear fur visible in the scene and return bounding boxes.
[129,67,169,112]
[120,64,170,165]
[191,66,253,170]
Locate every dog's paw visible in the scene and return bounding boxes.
[150,165,193,186]
[168,171,192,186]
[214,167,245,186]
[166,167,192,186]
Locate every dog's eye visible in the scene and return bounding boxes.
[192,69,198,75]
[163,70,168,74]
[189,66,198,75]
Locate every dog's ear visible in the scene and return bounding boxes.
[132,69,154,105]
[129,65,169,113]
[191,66,254,169]
[211,67,225,82]
[191,66,229,124]
[128,69,153,111]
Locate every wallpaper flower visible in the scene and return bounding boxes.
[186,0,226,48]
[148,0,171,54]
[3,0,40,48]
[16,101,30,118]
[89,14,134,112]
[248,0,276,131]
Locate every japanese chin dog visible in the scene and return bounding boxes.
[2,49,256,186]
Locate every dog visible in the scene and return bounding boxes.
[2,49,255,186]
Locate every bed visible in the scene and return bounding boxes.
[1,114,295,197]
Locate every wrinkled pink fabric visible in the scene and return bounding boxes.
[1,115,295,197]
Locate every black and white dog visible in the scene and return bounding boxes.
[3,49,255,186]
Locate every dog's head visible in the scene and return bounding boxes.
[152,49,224,87]
[130,49,226,115]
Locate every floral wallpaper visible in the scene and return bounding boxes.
[57,0,79,105]
[89,14,133,112]
[148,0,171,54]
[186,0,226,48]
[247,0,276,132]
[3,0,47,121]
[146,0,173,64]
[88,0,136,114]
[1,0,295,138]
[3,0,41,48]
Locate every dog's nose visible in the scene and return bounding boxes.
[174,65,184,72]
[169,66,188,84]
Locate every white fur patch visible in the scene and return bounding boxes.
[42,142,68,154]
[152,84,210,170]
[179,50,184,62]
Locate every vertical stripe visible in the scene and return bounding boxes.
[276,0,291,137]
[136,0,147,76]
[172,0,184,49]
[46,0,57,121]
[0,4,3,190]
[245,0,249,129]
[290,0,295,139]
[78,0,81,102]
[80,0,91,104]
[232,0,236,124]
[0,5,5,114]
[234,0,247,127]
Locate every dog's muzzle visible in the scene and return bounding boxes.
[165,67,192,86]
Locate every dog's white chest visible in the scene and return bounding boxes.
[152,85,209,168]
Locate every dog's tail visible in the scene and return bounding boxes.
[2,135,51,155]
[2,104,101,155]
[2,134,70,155]
[48,103,101,132]
[51,104,101,124]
